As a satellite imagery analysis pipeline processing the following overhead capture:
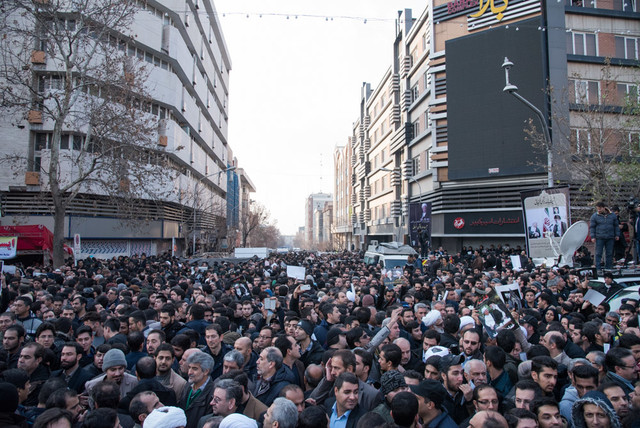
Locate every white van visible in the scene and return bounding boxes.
[363,241,417,270]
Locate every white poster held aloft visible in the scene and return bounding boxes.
[510,255,522,270]
[584,289,606,307]
[287,265,306,280]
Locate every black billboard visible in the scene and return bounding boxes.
[446,18,547,180]
[444,211,524,235]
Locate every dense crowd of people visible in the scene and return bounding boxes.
[0,245,638,428]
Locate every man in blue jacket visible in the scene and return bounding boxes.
[590,201,620,270]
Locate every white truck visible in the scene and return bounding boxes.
[234,247,272,259]
[363,241,417,270]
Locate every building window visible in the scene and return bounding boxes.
[615,36,639,60]
[425,148,432,170]
[613,0,637,11]
[628,132,640,153]
[566,0,596,6]
[412,155,420,176]
[567,32,597,56]
[617,83,639,104]
[569,79,600,104]
[35,132,52,151]
[571,129,592,153]
[412,118,420,139]
[411,84,419,102]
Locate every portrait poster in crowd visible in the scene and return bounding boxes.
[409,202,432,256]
[381,267,404,289]
[520,186,571,259]
[495,283,523,311]
[476,289,518,338]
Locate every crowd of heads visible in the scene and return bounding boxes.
[0,247,637,428]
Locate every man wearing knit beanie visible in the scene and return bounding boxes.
[85,348,139,397]
[371,370,410,423]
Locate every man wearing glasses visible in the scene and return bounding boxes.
[603,347,638,395]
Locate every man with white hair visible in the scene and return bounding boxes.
[180,352,215,428]
[263,397,298,428]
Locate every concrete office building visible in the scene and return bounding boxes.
[0,0,249,257]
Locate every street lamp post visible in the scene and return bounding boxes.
[502,57,553,188]
[192,166,236,255]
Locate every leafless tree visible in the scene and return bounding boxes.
[249,223,281,249]
[240,202,270,247]
[0,0,178,265]
[525,61,640,219]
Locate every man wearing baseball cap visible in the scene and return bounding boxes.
[85,348,139,397]
[438,354,467,424]
[409,380,457,428]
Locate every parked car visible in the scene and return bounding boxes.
[600,276,640,311]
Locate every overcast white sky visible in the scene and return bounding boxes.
[215,0,427,235]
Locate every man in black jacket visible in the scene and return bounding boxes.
[325,372,367,428]
[119,356,177,413]
[253,347,290,407]
[202,324,231,381]
[159,304,183,343]
[17,342,49,406]
[295,320,323,366]
[50,342,93,394]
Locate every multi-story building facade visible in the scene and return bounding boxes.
[233,167,256,248]
[0,0,247,258]
[333,141,354,250]
[305,193,332,249]
[338,2,639,251]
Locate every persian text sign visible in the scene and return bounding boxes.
[447,0,508,20]
[0,237,18,259]
[444,212,523,235]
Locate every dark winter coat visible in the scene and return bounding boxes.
[179,379,214,428]
[252,365,290,407]
[590,210,620,239]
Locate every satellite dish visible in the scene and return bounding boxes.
[557,221,589,267]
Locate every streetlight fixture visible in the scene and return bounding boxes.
[502,57,553,188]
[192,166,236,255]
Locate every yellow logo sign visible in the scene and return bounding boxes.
[470,0,508,21]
